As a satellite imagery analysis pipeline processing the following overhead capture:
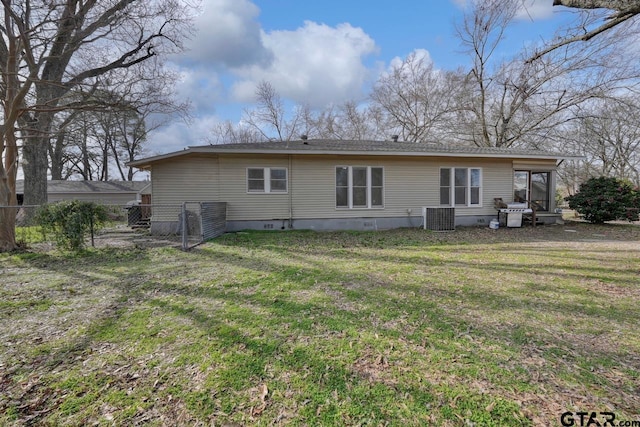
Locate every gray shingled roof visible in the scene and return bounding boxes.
[129,139,580,167]
[16,180,149,194]
[203,139,569,155]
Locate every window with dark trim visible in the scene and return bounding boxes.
[336,166,384,209]
[247,167,288,193]
[514,171,550,212]
[440,167,482,207]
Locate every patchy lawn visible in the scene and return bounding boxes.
[1,223,639,426]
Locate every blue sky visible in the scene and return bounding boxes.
[148,0,579,154]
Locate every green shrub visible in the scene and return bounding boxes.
[565,177,639,224]
[37,201,109,251]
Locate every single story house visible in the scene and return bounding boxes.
[16,180,151,205]
[128,139,579,232]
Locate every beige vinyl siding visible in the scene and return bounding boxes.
[219,155,291,220]
[289,155,514,219]
[147,153,550,223]
[512,159,557,170]
[151,155,219,205]
[292,156,434,219]
[149,155,219,223]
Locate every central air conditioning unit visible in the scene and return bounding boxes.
[423,207,455,231]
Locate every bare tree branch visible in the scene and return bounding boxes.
[529,0,640,61]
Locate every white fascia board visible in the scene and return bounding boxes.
[128,146,581,167]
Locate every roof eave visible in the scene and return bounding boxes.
[128,146,578,167]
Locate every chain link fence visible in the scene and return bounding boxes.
[1,202,226,251]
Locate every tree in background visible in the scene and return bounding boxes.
[48,70,189,181]
[370,51,462,143]
[243,81,302,142]
[214,1,640,153]
[455,0,640,149]
[0,0,196,252]
[211,82,388,144]
[556,98,640,197]
[57,105,148,181]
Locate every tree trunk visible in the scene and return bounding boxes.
[1,127,19,252]
[22,142,49,206]
[22,121,52,206]
[49,131,66,180]
[0,170,18,251]
[0,205,17,252]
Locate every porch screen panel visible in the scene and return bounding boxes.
[531,172,550,211]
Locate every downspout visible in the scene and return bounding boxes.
[288,154,293,228]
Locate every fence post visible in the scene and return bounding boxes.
[181,202,188,251]
[199,202,205,245]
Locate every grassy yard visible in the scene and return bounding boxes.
[1,223,639,426]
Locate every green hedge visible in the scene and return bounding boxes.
[37,201,109,251]
[565,177,639,224]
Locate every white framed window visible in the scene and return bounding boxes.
[440,167,482,207]
[336,166,384,209]
[247,167,288,193]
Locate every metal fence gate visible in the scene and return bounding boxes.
[179,202,227,250]
[3,201,227,251]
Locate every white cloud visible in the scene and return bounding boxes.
[516,0,555,20]
[385,49,433,74]
[230,21,378,108]
[147,115,222,155]
[157,2,379,149]
[451,0,555,20]
[172,67,222,115]
[177,0,272,69]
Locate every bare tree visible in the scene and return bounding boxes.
[455,0,519,147]
[292,101,385,141]
[326,101,386,141]
[370,51,461,143]
[111,110,147,181]
[243,81,304,142]
[0,0,195,251]
[454,0,640,149]
[209,121,265,145]
[565,99,640,185]
[213,97,387,144]
[50,105,154,182]
[210,81,307,144]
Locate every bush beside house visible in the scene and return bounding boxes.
[566,177,639,223]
